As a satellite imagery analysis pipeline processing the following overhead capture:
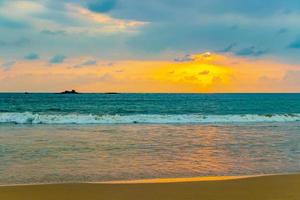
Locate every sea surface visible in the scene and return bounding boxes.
[0,93,300,185]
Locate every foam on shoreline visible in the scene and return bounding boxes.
[0,112,299,124]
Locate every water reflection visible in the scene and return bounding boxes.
[0,123,300,184]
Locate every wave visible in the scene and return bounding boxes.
[0,112,299,124]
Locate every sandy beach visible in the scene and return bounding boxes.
[0,174,299,200]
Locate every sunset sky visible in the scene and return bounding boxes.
[0,0,300,92]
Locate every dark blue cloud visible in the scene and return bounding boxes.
[102,0,300,62]
[128,22,248,54]
[49,55,66,64]
[88,0,117,13]
[1,0,300,63]
[108,0,300,21]
[219,43,237,53]
[277,28,288,35]
[25,53,40,60]
[236,46,268,57]
[288,39,300,49]
[229,25,239,31]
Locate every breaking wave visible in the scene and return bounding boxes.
[0,112,300,124]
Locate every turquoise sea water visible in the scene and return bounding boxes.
[0,93,300,124]
[0,93,300,184]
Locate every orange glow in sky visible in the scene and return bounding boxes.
[0,52,299,93]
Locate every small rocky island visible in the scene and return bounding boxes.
[59,90,79,94]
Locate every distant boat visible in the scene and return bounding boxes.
[59,90,79,94]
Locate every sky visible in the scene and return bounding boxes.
[0,0,300,92]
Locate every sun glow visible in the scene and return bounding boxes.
[0,53,299,93]
[154,52,233,90]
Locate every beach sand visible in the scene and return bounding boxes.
[0,174,299,200]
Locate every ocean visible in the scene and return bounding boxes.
[0,93,300,185]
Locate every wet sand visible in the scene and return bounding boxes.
[0,174,299,200]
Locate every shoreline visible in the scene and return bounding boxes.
[0,174,299,200]
[97,174,267,184]
[0,173,296,187]
[0,174,278,187]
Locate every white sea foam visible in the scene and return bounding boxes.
[0,112,299,124]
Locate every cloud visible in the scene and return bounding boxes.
[277,28,288,35]
[74,59,97,68]
[288,39,300,49]
[24,53,39,60]
[99,73,114,81]
[0,1,147,60]
[49,55,66,64]
[174,52,213,62]
[14,38,30,46]
[117,0,300,62]
[40,30,66,36]
[1,0,300,63]
[236,46,267,57]
[87,0,118,13]
[174,54,193,62]
[282,70,300,87]
[0,16,28,29]
[70,5,146,32]
[1,60,16,70]
[219,43,236,53]
[199,70,210,75]
[259,70,300,91]
[229,25,239,30]
[108,0,300,20]
[0,37,30,47]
